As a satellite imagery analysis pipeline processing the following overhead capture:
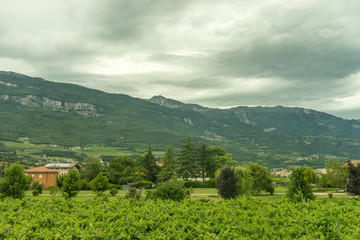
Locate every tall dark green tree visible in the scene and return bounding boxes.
[286,167,314,201]
[216,167,239,199]
[0,162,30,199]
[203,145,229,179]
[80,156,102,181]
[157,145,177,182]
[139,147,160,182]
[163,144,176,165]
[346,161,360,195]
[177,137,198,180]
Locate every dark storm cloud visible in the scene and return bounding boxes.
[89,0,191,43]
[215,43,360,80]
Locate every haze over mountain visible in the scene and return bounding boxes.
[1,71,360,167]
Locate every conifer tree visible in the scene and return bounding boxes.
[140,146,159,182]
[177,137,198,180]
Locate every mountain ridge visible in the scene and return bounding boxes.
[2,71,360,167]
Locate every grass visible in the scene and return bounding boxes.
[25,186,351,202]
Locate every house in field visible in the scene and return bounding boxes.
[44,163,81,175]
[25,167,59,188]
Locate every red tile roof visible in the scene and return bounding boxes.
[156,162,164,167]
[25,167,59,173]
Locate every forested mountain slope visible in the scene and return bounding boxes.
[1,71,360,166]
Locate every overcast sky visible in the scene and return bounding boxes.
[1,0,360,119]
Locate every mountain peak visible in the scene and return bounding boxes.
[148,95,209,112]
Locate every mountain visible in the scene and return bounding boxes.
[1,71,360,167]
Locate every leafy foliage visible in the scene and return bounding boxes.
[320,160,348,188]
[80,157,102,181]
[135,181,153,189]
[346,161,360,195]
[235,166,253,196]
[90,173,109,194]
[286,167,315,202]
[153,180,190,201]
[31,181,42,194]
[61,169,81,199]
[216,167,239,199]
[109,188,118,196]
[248,163,274,195]
[0,162,30,198]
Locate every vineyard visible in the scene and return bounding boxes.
[1,197,360,239]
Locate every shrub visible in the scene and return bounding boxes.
[48,185,59,196]
[90,173,109,194]
[79,179,91,190]
[206,179,216,188]
[328,192,333,198]
[125,187,141,200]
[135,181,153,189]
[31,181,42,194]
[110,188,118,196]
[153,180,190,201]
[32,190,39,196]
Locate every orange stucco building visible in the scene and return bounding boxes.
[25,167,59,188]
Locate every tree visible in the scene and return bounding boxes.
[157,145,177,182]
[108,157,135,184]
[216,167,239,199]
[205,146,233,179]
[303,167,318,185]
[235,166,253,196]
[346,161,360,195]
[61,169,81,199]
[80,156,102,181]
[320,160,348,188]
[56,174,64,188]
[177,137,198,180]
[163,144,176,165]
[248,163,274,195]
[139,147,160,183]
[286,167,314,201]
[90,173,109,195]
[198,144,211,182]
[0,163,30,198]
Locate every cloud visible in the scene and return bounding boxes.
[1,0,360,118]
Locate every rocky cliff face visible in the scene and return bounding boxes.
[1,95,102,117]
[148,95,209,113]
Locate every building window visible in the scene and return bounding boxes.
[31,174,35,178]
[39,174,42,178]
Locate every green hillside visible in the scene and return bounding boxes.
[1,71,360,167]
